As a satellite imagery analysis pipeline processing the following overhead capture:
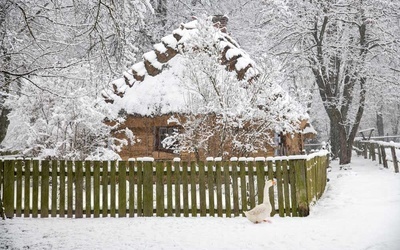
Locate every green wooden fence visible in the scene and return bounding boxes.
[0,152,329,219]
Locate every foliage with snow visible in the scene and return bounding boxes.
[1,78,126,160]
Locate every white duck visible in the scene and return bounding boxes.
[244,179,276,223]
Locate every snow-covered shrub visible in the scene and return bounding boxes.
[1,78,130,160]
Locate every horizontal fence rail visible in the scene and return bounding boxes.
[354,140,399,173]
[0,152,329,219]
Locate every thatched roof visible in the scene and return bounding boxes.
[102,17,259,116]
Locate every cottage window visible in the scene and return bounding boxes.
[155,126,179,152]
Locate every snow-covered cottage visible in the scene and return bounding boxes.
[102,16,315,161]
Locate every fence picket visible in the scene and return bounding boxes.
[182,161,189,217]
[267,161,275,216]
[93,161,100,218]
[4,160,14,218]
[85,161,91,218]
[239,160,247,213]
[32,160,39,218]
[174,160,181,217]
[51,160,58,217]
[282,160,291,217]
[110,161,116,217]
[128,160,135,217]
[156,161,164,217]
[215,161,223,217]
[165,161,173,216]
[136,161,143,217]
[231,160,239,217]
[24,160,31,217]
[224,161,231,217]
[190,161,197,217]
[143,160,153,216]
[16,160,22,217]
[119,161,127,218]
[67,161,73,218]
[198,161,206,217]
[255,160,264,205]
[295,160,309,216]
[275,160,284,217]
[59,161,66,218]
[247,161,256,210]
[289,160,298,217]
[102,161,108,218]
[75,161,83,218]
[207,160,215,216]
[41,160,50,218]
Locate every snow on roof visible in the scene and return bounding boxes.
[161,34,178,48]
[302,123,317,134]
[182,20,198,29]
[225,48,242,60]
[235,57,254,71]
[143,51,164,70]
[103,17,260,116]
[131,62,146,76]
[153,43,167,54]
[109,56,188,116]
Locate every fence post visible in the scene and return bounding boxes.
[380,146,388,169]
[143,159,154,216]
[3,160,14,219]
[377,144,382,164]
[370,143,376,161]
[294,159,309,217]
[390,146,399,173]
[363,142,368,159]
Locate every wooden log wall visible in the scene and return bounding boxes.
[0,153,329,219]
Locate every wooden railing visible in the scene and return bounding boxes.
[0,151,329,219]
[353,140,399,173]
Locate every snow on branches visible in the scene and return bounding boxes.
[1,78,126,160]
[160,18,308,159]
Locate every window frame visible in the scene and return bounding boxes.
[154,126,179,153]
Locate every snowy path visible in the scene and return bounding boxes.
[1,155,400,250]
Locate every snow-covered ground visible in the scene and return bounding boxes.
[1,153,400,250]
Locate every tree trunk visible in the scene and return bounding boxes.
[329,119,340,159]
[338,127,352,165]
[376,110,384,136]
[391,104,400,135]
[0,104,9,144]
[330,115,353,165]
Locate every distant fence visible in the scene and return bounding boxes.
[353,140,399,173]
[0,151,329,219]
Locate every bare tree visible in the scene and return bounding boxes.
[260,0,400,164]
[0,0,153,157]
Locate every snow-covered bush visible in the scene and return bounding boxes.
[1,78,130,160]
